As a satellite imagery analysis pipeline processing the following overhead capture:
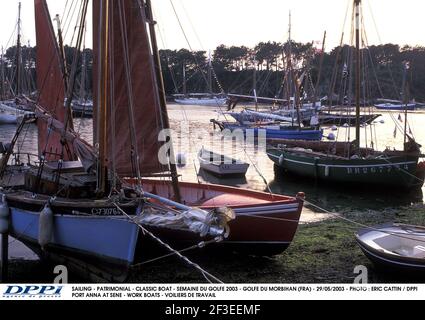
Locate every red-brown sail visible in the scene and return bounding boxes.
[34,0,75,160]
[93,0,168,177]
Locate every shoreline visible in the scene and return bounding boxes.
[4,205,424,284]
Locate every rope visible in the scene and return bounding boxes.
[300,196,425,244]
[130,237,223,269]
[113,203,224,284]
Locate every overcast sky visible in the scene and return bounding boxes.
[1,0,424,52]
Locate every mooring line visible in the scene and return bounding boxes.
[299,196,425,244]
[113,203,224,284]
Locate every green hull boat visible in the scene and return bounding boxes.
[267,143,424,189]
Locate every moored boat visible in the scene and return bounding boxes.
[356,223,425,273]
[267,140,424,189]
[136,179,304,256]
[174,95,228,107]
[198,148,249,177]
[267,0,425,190]
[212,119,323,141]
[318,112,381,126]
[0,0,305,282]
[375,103,416,111]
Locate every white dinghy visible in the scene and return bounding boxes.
[198,148,249,177]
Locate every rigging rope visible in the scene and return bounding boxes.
[113,203,224,284]
[300,196,425,244]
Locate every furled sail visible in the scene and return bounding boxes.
[93,0,168,177]
[34,0,75,160]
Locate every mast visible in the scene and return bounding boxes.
[182,63,187,96]
[355,0,361,150]
[80,48,87,102]
[1,48,5,100]
[314,31,326,104]
[145,0,182,202]
[207,51,213,94]
[54,14,69,92]
[253,58,258,111]
[15,2,22,96]
[95,0,109,195]
[402,62,409,146]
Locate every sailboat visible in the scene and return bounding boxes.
[173,55,227,107]
[0,2,36,125]
[212,13,323,142]
[0,0,304,281]
[72,37,93,118]
[267,0,425,189]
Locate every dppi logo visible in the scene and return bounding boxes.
[3,286,63,298]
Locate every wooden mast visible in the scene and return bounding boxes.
[208,52,213,94]
[54,14,69,92]
[402,63,409,146]
[314,31,327,104]
[96,0,109,196]
[145,0,182,202]
[355,0,361,150]
[1,48,5,100]
[182,63,187,96]
[15,2,22,96]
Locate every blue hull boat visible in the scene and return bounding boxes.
[213,120,323,141]
[374,103,416,111]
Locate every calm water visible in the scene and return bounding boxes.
[1,104,424,210]
[1,104,424,261]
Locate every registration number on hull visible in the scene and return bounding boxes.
[346,164,410,175]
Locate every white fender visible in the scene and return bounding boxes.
[38,203,54,248]
[0,194,10,234]
[327,133,336,141]
[325,166,330,177]
[279,154,285,165]
[176,153,187,167]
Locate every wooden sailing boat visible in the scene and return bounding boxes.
[173,54,227,107]
[267,0,425,189]
[0,2,36,125]
[0,0,304,282]
[213,13,323,142]
[0,0,232,282]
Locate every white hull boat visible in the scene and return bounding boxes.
[198,148,249,177]
[356,223,425,273]
[174,97,227,107]
[0,103,35,125]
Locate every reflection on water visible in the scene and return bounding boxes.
[170,105,425,212]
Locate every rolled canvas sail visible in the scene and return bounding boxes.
[93,0,168,177]
[34,0,75,160]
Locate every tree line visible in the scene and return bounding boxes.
[2,41,425,102]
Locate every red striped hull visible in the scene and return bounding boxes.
[138,180,303,256]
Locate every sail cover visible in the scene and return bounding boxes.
[34,0,75,160]
[93,0,168,177]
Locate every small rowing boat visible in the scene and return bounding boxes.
[356,223,425,273]
[198,148,249,177]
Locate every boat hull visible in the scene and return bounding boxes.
[318,113,381,125]
[267,148,422,188]
[375,103,416,111]
[356,224,425,274]
[199,162,249,177]
[139,179,303,256]
[218,122,323,141]
[6,196,141,282]
[175,98,227,107]
[198,150,249,177]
